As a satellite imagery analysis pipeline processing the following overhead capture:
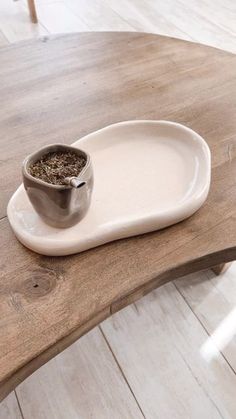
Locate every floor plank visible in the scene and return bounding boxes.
[107,0,236,52]
[5,0,236,53]
[101,282,236,418]
[16,327,144,419]
[106,0,193,40]
[175,265,236,371]
[170,0,236,52]
[0,30,8,46]
[0,392,22,419]
[0,0,48,43]
[35,1,90,33]
[66,0,135,31]
[178,0,236,39]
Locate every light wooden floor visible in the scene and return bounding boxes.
[0,0,236,53]
[1,1,236,418]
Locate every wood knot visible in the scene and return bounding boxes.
[21,267,57,298]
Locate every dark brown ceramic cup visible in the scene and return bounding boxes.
[22,144,93,228]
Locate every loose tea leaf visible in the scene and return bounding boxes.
[28,151,86,185]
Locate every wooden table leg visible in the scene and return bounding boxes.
[212,262,233,275]
[27,0,38,23]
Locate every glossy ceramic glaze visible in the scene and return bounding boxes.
[22,144,94,228]
[7,120,211,256]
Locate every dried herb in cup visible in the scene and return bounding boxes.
[28,151,86,185]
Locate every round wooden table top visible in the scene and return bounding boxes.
[0,32,236,400]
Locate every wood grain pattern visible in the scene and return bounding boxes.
[0,32,236,401]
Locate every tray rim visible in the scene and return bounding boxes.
[7,120,211,256]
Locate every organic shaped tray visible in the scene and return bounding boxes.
[7,120,211,256]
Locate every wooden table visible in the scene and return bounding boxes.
[0,32,236,401]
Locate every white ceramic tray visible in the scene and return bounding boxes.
[7,121,211,256]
